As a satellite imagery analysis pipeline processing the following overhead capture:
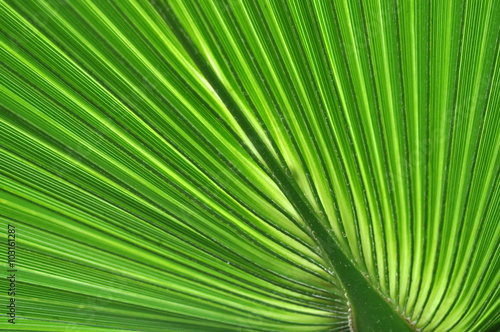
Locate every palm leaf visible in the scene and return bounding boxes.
[1,0,499,331]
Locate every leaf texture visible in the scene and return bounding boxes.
[0,0,499,331]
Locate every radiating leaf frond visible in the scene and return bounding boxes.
[0,0,499,331]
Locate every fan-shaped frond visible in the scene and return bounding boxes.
[0,0,499,331]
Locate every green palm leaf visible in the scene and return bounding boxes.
[1,0,499,331]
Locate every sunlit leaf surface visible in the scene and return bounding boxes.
[1,0,499,331]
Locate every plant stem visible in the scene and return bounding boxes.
[315,228,414,332]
